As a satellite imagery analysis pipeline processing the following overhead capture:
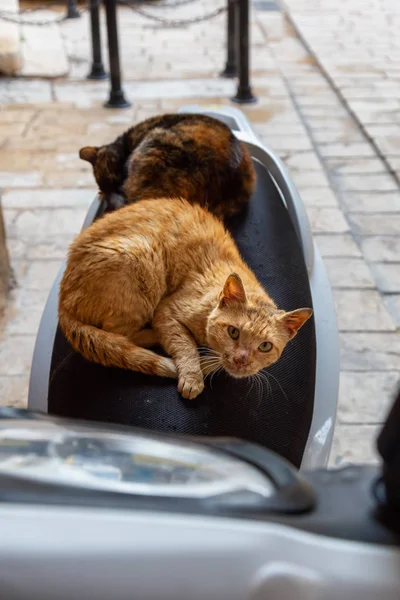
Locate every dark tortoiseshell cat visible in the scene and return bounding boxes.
[79,113,256,217]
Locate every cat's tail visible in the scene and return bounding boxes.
[59,311,177,378]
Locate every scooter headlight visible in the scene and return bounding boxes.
[0,420,273,500]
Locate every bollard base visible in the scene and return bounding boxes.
[231,87,257,104]
[104,90,131,109]
[220,64,238,78]
[66,8,81,18]
[88,63,108,80]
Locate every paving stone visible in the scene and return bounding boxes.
[254,128,309,145]
[348,214,400,235]
[386,156,400,173]
[298,187,339,207]
[259,135,313,152]
[370,263,400,293]
[43,171,96,188]
[283,152,323,171]
[0,172,42,187]
[0,79,52,104]
[324,258,375,289]
[333,289,396,331]
[319,143,377,158]
[6,239,26,261]
[0,375,29,408]
[374,136,400,156]
[348,100,400,116]
[310,128,365,145]
[294,93,342,108]
[2,189,95,209]
[338,371,398,425]
[26,118,88,139]
[15,260,61,292]
[383,295,400,328]
[305,116,358,131]
[323,157,388,175]
[54,78,237,107]
[340,191,400,213]
[4,137,82,152]
[4,287,50,336]
[329,424,379,466]
[27,238,73,261]
[5,208,87,239]
[340,332,400,371]
[0,123,27,139]
[366,124,400,137]
[0,335,36,377]
[300,106,350,119]
[314,234,362,258]
[355,110,400,125]
[0,109,36,124]
[307,207,350,233]
[361,236,400,263]
[20,13,69,78]
[291,170,330,188]
[337,174,398,192]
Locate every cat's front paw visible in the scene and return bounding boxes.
[178,372,204,400]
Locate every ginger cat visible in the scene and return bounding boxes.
[59,199,312,400]
[79,113,255,217]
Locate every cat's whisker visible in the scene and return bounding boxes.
[199,356,222,376]
[198,347,220,357]
[262,370,288,404]
[209,365,223,389]
[259,372,273,399]
[199,353,220,360]
[199,353,220,359]
[254,371,273,409]
[202,365,221,377]
[201,355,222,378]
[199,357,221,365]
[244,376,256,403]
[255,374,265,409]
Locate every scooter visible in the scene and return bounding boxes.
[0,386,398,600]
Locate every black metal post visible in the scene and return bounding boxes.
[88,0,108,79]
[66,0,81,19]
[231,0,257,104]
[220,0,237,78]
[103,0,131,108]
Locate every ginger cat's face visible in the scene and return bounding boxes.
[206,274,312,379]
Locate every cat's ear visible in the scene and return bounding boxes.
[279,308,313,339]
[79,146,99,166]
[219,273,247,308]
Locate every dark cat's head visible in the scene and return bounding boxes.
[79,144,126,195]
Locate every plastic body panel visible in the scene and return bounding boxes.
[0,503,399,600]
[28,105,339,470]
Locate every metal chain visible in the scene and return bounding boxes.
[0,3,88,26]
[144,0,200,8]
[118,0,233,26]
[0,12,68,25]
[0,0,231,27]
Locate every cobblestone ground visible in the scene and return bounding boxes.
[0,0,398,465]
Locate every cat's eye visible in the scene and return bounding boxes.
[228,326,240,340]
[258,341,273,353]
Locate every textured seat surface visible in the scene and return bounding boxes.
[48,160,316,468]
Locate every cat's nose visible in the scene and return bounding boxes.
[234,351,249,367]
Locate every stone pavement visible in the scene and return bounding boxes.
[274,0,400,459]
[0,0,399,466]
